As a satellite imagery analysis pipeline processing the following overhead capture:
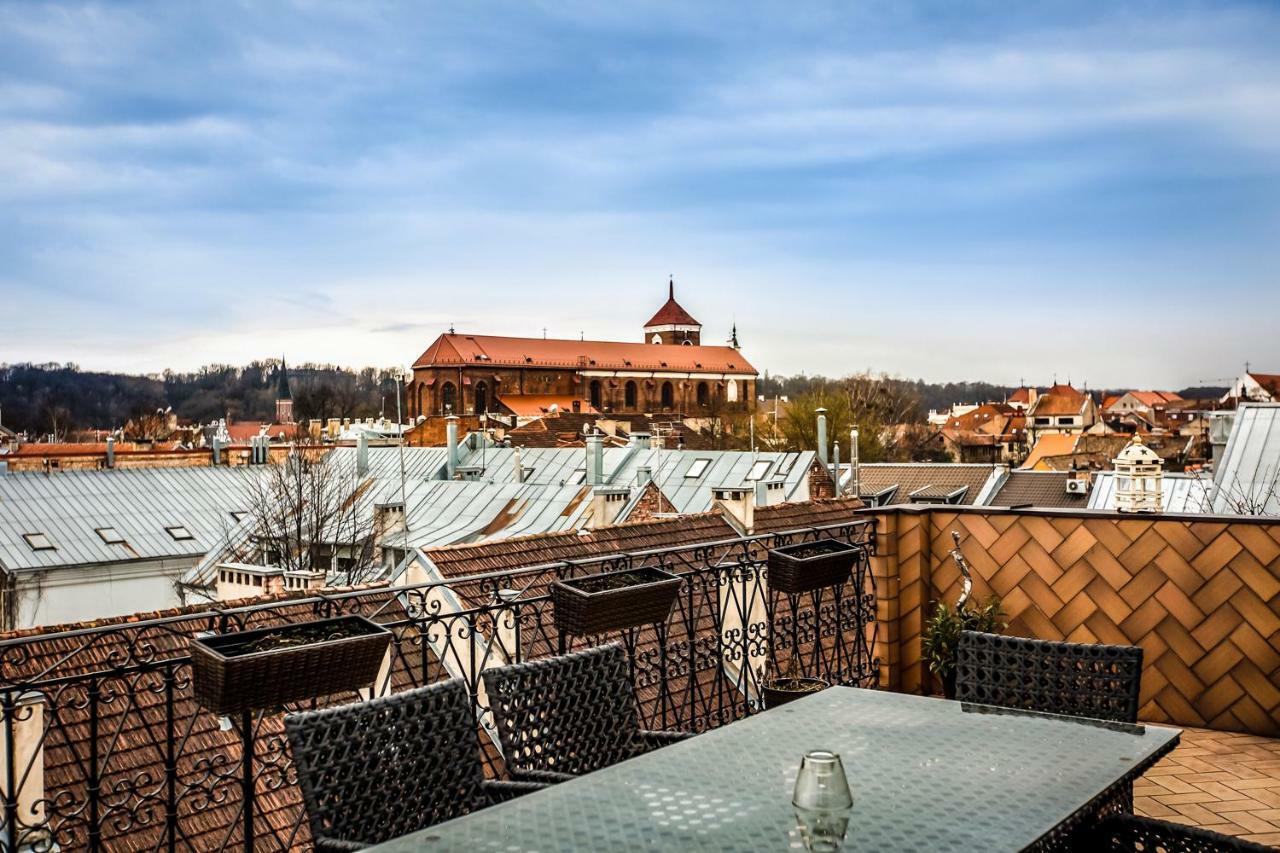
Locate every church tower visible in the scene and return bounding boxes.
[643,277,702,345]
[275,356,294,423]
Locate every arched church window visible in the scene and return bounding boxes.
[589,380,602,410]
[474,381,488,415]
[661,381,674,410]
[624,381,637,410]
[440,382,456,414]
[697,381,709,407]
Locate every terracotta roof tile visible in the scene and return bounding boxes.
[412,334,755,375]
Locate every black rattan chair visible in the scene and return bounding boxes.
[1089,814,1274,852]
[285,680,543,851]
[955,631,1143,723]
[482,643,693,783]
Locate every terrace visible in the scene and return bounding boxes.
[0,504,1277,850]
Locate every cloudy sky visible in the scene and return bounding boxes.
[2,1,1278,388]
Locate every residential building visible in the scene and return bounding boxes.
[839,462,1002,507]
[405,283,757,418]
[1221,370,1280,404]
[937,402,1027,464]
[1211,402,1280,516]
[1025,383,1098,445]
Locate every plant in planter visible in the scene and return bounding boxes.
[759,658,828,710]
[190,615,392,715]
[767,538,858,595]
[551,566,682,636]
[922,596,1005,700]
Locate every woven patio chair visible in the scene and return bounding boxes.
[285,680,544,852]
[1089,813,1275,852]
[482,642,693,783]
[955,631,1143,724]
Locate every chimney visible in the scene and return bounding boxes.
[513,446,524,483]
[211,436,222,466]
[636,466,652,487]
[832,440,841,496]
[631,432,651,449]
[713,486,755,534]
[585,433,604,486]
[754,479,785,507]
[356,432,369,477]
[216,563,284,602]
[446,416,459,479]
[816,408,829,467]
[849,427,860,499]
[588,486,630,528]
[327,417,340,437]
[105,435,115,468]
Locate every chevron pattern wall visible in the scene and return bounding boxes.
[869,508,1280,737]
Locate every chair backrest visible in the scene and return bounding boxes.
[955,631,1143,723]
[285,680,488,848]
[482,643,642,776]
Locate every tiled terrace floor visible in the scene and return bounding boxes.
[1136,726,1280,848]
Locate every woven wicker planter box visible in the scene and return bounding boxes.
[552,567,681,636]
[767,539,857,595]
[762,677,829,710]
[190,615,391,714]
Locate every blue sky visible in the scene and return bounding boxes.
[1,1,1278,388]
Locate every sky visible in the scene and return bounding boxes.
[1,1,1278,389]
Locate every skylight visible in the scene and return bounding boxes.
[745,460,773,482]
[685,459,711,478]
[165,526,194,541]
[96,527,126,545]
[23,533,55,552]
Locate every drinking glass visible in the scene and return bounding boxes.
[792,750,853,810]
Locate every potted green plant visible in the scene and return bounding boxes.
[921,597,1005,699]
[551,566,682,636]
[767,538,858,595]
[190,615,392,714]
[759,658,829,709]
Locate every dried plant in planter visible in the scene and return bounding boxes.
[760,657,828,710]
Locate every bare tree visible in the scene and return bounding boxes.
[1210,467,1280,516]
[230,447,382,586]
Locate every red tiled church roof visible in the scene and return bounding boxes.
[644,281,700,327]
[413,334,755,375]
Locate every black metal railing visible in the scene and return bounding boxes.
[0,520,875,852]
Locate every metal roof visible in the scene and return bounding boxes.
[1210,403,1280,516]
[0,466,260,572]
[1087,472,1213,514]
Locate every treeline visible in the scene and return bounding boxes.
[0,362,402,438]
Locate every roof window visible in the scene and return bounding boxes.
[745,460,772,481]
[23,533,55,552]
[685,458,712,478]
[96,527,125,545]
[165,525,195,541]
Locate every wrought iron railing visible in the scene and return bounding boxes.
[0,519,875,852]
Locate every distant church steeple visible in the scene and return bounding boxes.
[643,277,702,345]
[729,322,740,350]
[275,356,294,424]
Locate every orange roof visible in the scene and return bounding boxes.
[1008,387,1035,404]
[224,422,297,442]
[413,333,755,375]
[1021,433,1079,470]
[644,282,700,327]
[1028,383,1088,416]
[1247,373,1280,396]
[497,395,598,418]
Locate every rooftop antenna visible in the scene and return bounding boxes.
[542,327,547,339]
[580,331,584,341]
[448,323,455,335]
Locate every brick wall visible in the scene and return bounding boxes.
[865,505,1280,736]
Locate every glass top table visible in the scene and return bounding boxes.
[367,687,1180,852]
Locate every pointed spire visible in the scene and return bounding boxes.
[669,275,674,300]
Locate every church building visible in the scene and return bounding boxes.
[406,282,757,418]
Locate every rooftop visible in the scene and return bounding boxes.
[412,333,754,374]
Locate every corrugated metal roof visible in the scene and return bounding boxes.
[1088,472,1213,514]
[1210,403,1280,516]
[387,480,592,551]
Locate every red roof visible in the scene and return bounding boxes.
[1248,373,1280,397]
[644,287,700,327]
[1028,383,1089,417]
[413,333,755,375]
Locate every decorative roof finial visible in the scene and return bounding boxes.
[448,323,455,335]
[669,275,674,300]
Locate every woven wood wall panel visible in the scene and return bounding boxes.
[881,509,1280,737]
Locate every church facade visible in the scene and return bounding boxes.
[406,284,757,418]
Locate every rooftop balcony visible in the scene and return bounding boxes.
[1,505,1277,850]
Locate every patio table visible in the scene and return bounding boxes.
[365,686,1180,852]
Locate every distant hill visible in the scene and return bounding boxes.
[0,361,397,438]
